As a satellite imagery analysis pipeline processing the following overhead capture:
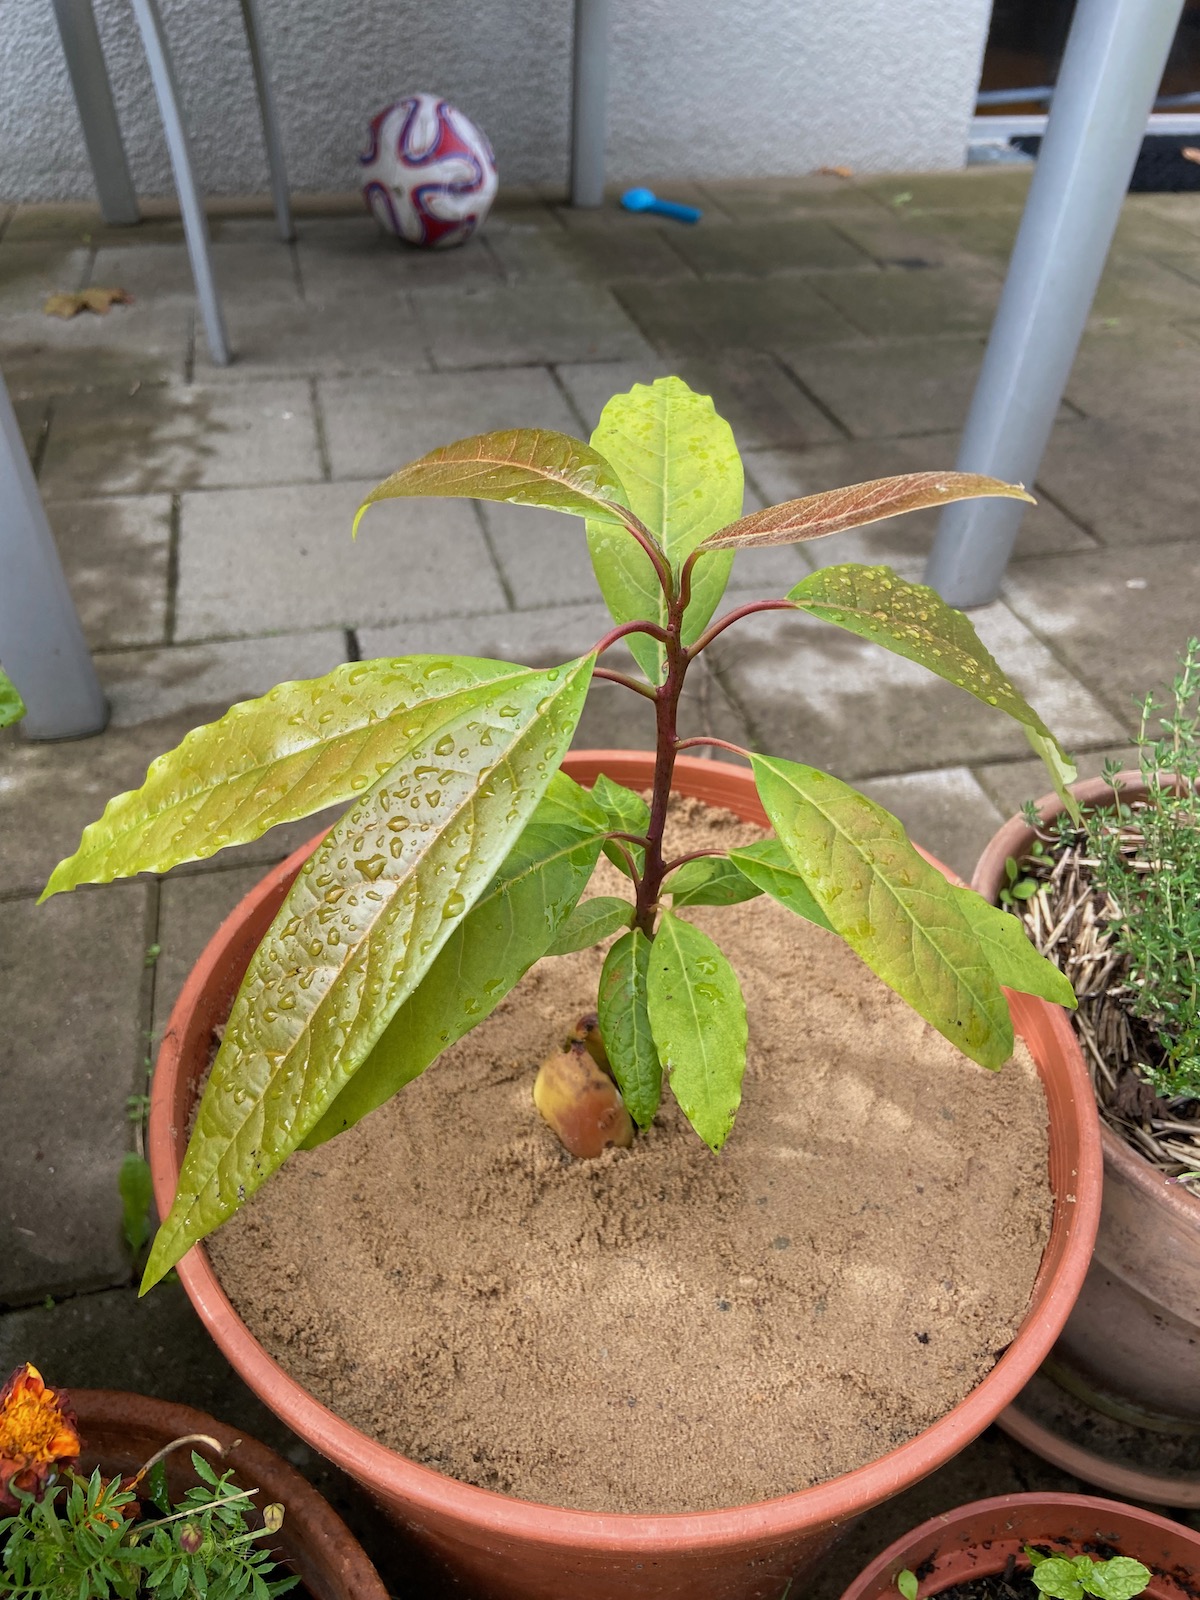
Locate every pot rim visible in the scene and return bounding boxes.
[970,769,1200,1231]
[150,751,1102,1555]
[837,1489,1200,1599]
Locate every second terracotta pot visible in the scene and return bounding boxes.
[973,774,1200,1433]
[150,752,1102,1600]
[838,1491,1200,1599]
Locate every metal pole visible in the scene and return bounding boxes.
[0,374,107,741]
[924,0,1185,608]
[50,0,140,226]
[570,0,609,207]
[128,0,231,365]
[238,0,295,242]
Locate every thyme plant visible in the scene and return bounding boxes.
[43,378,1078,1291]
[1089,640,1200,1098]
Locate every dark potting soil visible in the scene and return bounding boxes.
[934,1563,1035,1600]
[207,797,1053,1514]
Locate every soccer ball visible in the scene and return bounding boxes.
[359,95,498,249]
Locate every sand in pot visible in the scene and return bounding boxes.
[209,797,1052,1514]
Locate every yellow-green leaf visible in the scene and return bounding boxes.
[728,838,834,930]
[141,655,595,1291]
[701,472,1033,550]
[41,656,532,900]
[598,928,661,1128]
[305,773,612,1145]
[786,563,1079,818]
[587,377,742,681]
[0,665,26,729]
[545,895,632,957]
[950,885,1077,1009]
[752,755,1013,1069]
[354,428,631,532]
[647,910,747,1150]
[665,854,761,907]
[592,772,649,879]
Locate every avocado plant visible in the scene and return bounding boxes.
[42,378,1078,1293]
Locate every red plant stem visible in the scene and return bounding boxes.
[593,666,658,700]
[684,598,796,658]
[634,595,690,939]
[592,619,672,658]
[674,735,752,760]
[608,830,651,848]
[615,512,674,595]
[661,846,727,875]
[605,837,642,890]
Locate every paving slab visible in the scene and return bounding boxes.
[478,501,599,608]
[742,435,1095,573]
[829,211,994,272]
[88,240,301,308]
[152,863,283,1041]
[784,335,990,438]
[551,185,721,229]
[48,494,172,647]
[317,366,578,480]
[1063,324,1200,419]
[862,169,1033,213]
[0,240,90,312]
[705,598,1121,782]
[973,742,1139,825]
[3,205,187,246]
[1035,414,1200,546]
[486,222,692,284]
[1002,539,1200,716]
[14,393,48,460]
[811,265,1003,338]
[1088,252,1200,325]
[664,217,875,277]
[297,215,502,298]
[175,481,507,638]
[0,883,149,1307]
[555,351,845,450]
[413,280,655,369]
[616,277,862,355]
[201,296,429,379]
[696,176,888,221]
[0,301,190,394]
[40,379,323,496]
[97,630,349,728]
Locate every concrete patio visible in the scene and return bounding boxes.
[2,165,1200,1594]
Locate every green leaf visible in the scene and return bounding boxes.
[305,774,612,1145]
[752,755,1013,1069]
[592,772,650,879]
[1084,1558,1152,1600]
[785,563,1079,819]
[586,377,742,681]
[647,910,748,1149]
[701,472,1033,549]
[727,838,835,931]
[950,886,1077,1008]
[354,428,631,531]
[897,1571,920,1600]
[1030,1558,1085,1600]
[0,665,26,729]
[118,1152,153,1254]
[665,854,762,907]
[141,655,595,1290]
[597,929,661,1128]
[42,656,533,900]
[545,895,632,957]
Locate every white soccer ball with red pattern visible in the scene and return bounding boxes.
[360,95,498,249]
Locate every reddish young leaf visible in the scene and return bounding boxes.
[699,471,1034,550]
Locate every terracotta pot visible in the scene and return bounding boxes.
[973,774,1200,1434]
[838,1491,1200,1599]
[150,752,1102,1600]
[70,1389,388,1600]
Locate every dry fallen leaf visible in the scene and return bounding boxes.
[816,164,855,179]
[1182,147,1200,167]
[44,287,133,319]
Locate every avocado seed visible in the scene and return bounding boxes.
[534,1038,634,1158]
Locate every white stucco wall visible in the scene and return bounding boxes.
[0,0,992,202]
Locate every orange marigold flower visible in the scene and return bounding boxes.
[0,1363,80,1511]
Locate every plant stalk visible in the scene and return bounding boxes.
[633,594,689,938]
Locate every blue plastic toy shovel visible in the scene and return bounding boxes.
[620,187,702,224]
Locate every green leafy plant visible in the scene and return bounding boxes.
[896,1568,919,1600]
[41,377,1079,1292]
[0,1365,296,1599]
[1086,641,1200,1098]
[1024,1544,1150,1600]
[0,666,25,730]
